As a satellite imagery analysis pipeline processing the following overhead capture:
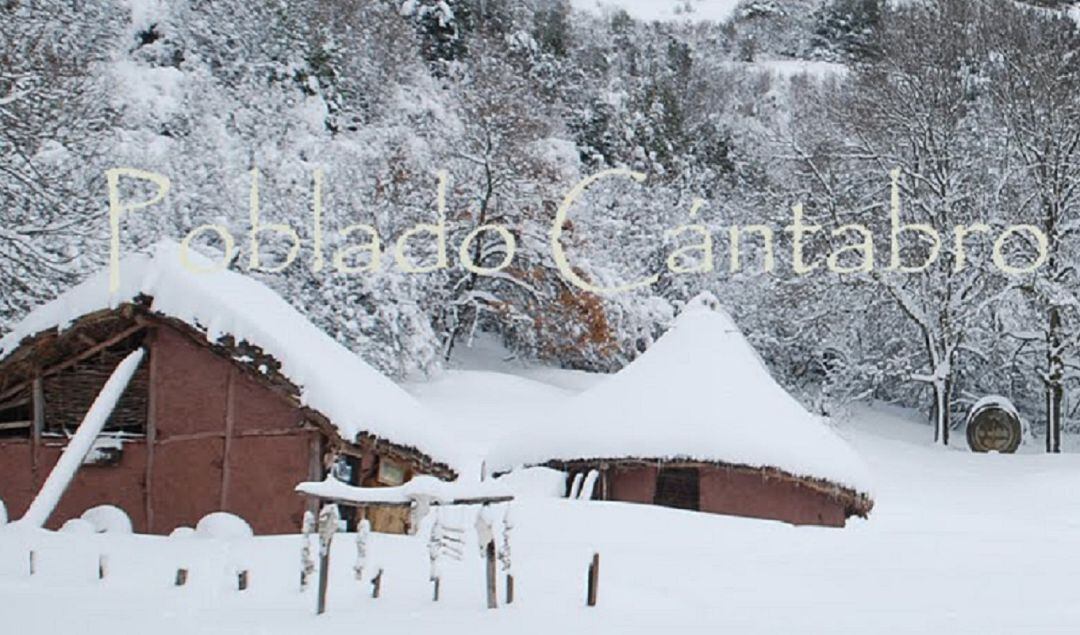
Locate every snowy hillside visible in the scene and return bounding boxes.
[569,0,743,22]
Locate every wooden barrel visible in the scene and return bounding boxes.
[965,397,1022,453]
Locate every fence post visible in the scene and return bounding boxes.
[485,541,497,609]
[316,546,330,614]
[371,568,383,599]
[316,504,339,615]
[587,552,599,607]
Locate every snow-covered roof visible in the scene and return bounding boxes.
[494,293,873,495]
[0,240,463,471]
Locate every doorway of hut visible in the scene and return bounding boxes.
[654,466,700,511]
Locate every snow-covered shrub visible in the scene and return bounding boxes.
[80,505,133,534]
[195,512,253,539]
[169,527,196,539]
[60,518,97,535]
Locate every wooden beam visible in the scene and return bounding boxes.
[220,366,236,511]
[299,494,514,509]
[306,431,324,518]
[145,330,158,533]
[31,376,43,471]
[155,430,226,446]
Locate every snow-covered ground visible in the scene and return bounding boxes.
[4,354,1080,633]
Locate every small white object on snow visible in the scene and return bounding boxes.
[81,505,134,534]
[17,349,145,529]
[83,435,125,466]
[168,526,196,539]
[0,498,6,525]
[195,512,253,539]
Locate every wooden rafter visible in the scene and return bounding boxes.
[0,323,146,405]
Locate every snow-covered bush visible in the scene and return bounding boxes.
[195,512,253,539]
[60,518,97,535]
[80,505,133,534]
[169,527,196,539]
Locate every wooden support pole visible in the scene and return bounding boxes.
[587,553,599,607]
[238,570,249,591]
[98,555,107,580]
[433,577,440,602]
[371,569,382,599]
[175,568,188,586]
[145,332,158,533]
[316,544,330,614]
[220,367,236,511]
[485,540,498,610]
[506,574,514,604]
[28,550,35,576]
[31,376,43,472]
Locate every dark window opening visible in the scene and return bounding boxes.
[0,396,31,439]
[334,455,362,532]
[654,467,700,511]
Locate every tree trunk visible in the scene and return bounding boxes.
[1046,306,1064,453]
[932,377,950,446]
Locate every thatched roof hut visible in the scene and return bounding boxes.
[0,241,457,533]
[497,293,874,527]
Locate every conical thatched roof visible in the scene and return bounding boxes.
[498,293,873,496]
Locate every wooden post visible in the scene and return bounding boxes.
[220,368,236,511]
[98,555,107,580]
[31,376,43,472]
[175,568,188,586]
[587,553,599,607]
[433,577,440,602]
[506,574,514,604]
[28,550,35,576]
[238,570,249,591]
[315,503,338,615]
[145,334,157,533]
[371,569,382,599]
[316,544,330,614]
[485,540,497,610]
[305,433,323,519]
